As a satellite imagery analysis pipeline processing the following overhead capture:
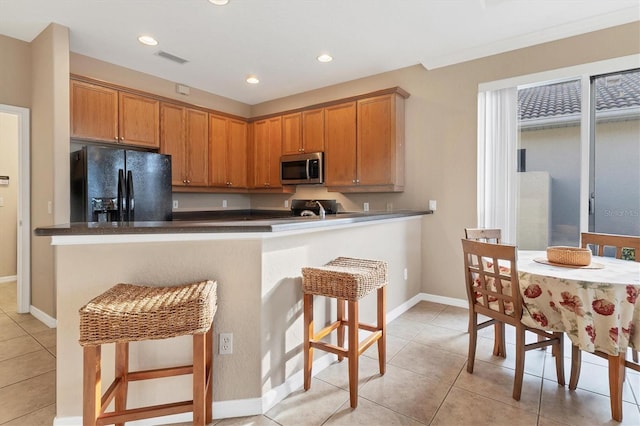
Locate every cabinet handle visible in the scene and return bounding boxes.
[352,179,356,183]
[356,179,360,183]
[114,136,119,141]
[119,137,124,141]
[187,179,191,184]
[182,179,187,184]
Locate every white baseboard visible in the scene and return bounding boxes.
[30,305,57,328]
[53,291,467,425]
[0,275,17,283]
[420,292,468,309]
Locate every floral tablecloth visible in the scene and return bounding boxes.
[518,250,640,356]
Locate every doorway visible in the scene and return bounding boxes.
[0,104,30,313]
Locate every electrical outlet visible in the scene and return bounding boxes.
[219,333,233,355]
[284,200,289,208]
[172,200,179,209]
[222,199,228,208]
[404,268,408,280]
[363,202,369,212]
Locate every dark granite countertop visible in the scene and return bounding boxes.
[34,210,432,236]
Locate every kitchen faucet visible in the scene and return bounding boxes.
[315,201,326,219]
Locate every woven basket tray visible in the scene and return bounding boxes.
[546,246,592,266]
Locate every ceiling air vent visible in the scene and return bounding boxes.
[156,50,189,64]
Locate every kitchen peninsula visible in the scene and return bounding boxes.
[36,210,428,423]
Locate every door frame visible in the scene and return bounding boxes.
[0,104,31,313]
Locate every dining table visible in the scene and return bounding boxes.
[516,250,640,421]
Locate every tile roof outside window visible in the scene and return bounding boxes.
[519,71,640,121]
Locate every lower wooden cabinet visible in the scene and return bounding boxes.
[160,103,208,187]
[209,114,248,189]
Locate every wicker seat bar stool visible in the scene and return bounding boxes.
[78,280,217,426]
[302,257,388,408]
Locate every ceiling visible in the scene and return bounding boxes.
[0,0,638,105]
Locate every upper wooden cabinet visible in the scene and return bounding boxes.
[324,102,357,187]
[118,92,160,148]
[325,91,407,192]
[160,103,208,187]
[282,109,325,155]
[251,116,282,189]
[70,80,118,142]
[70,79,160,149]
[281,112,302,155]
[302,108,325,153]
[356,93,404,189]
[210,114,248,189]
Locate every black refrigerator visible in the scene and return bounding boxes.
[70,146,173,222]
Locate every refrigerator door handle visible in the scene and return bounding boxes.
[127,170,135,221]
[117,169,126,221]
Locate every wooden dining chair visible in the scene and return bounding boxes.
[570,232,640,411]
[464,228,506,357]
[465,228,502,243]
[461,238,565,400]
[581,232,640,262]
[581,232,639,366]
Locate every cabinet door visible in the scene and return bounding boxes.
[281,112,302,155]
[357,94,394,185]
[118,92,160,148]
[252,117,282,188]
[252,119,270,188]
[70,80,118,143]
[185,108,209,186]
[209,114,228,187]
[160,103,186,186]
[227,118,248,188]
[267,116,283,187]
[324,102,357,186]
[302,108,324,153]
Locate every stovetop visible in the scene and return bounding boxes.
[290,199,338,216]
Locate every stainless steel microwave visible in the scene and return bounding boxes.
[280,152,323,185]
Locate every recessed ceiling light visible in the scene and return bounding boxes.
[138,35,158,46]
[317,54,333,63]
[246,75,260,84]
[208,0,229,5]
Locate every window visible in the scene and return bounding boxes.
[477,57,640,247]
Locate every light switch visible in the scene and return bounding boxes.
[428,200,437,211]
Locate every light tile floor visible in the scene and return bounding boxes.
[1,281,638,425]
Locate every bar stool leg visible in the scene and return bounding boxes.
[377,287,386,374]
[337,298,345,362]
[193,332,206,426]
[114,342,128,426]
[205,327,213,424]
[303,293,314,390]
[348,300,359,408]
[83,345,101,426]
